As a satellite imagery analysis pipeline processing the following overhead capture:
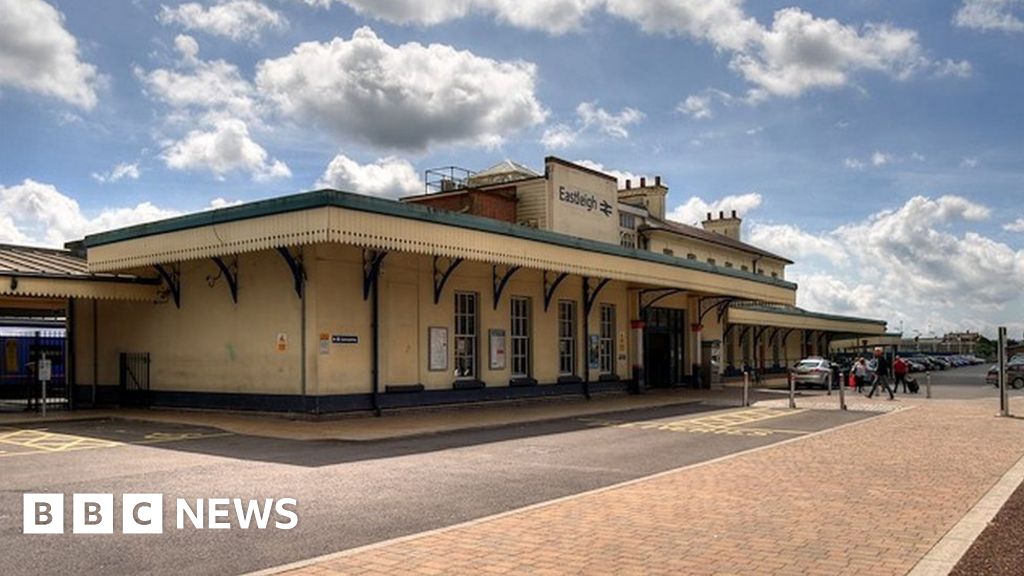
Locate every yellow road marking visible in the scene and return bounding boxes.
[580,408,808,437]
[0,425,233,458]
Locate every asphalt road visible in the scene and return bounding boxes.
[1,399,876,576]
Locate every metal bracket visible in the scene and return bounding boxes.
[433,256,463,304]
[209,256,239,303]
[363,250,389,300]
[492,265,521,310]
[543,271,569,312]
[640,288,686,314]
[153,263,181,308]
[697,296,730,324]
[738,325,753,343]
[276,247,305,298]
[754,325,772,344]
[781,327,796,346]
[583,277,610,316]
[722,323,738,339]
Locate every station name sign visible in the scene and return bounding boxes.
[558,186,612,217]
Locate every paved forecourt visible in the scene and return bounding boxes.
[267,394,1024,576]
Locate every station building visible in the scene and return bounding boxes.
[0,157,888,413]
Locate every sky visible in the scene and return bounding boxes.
[1,0,1022,339]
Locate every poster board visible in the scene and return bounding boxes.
[428,326,448,371]
[489,329,506,370]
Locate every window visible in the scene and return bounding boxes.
[619,231,636,249]
[558,300,577,376]
[619,212,636,229]
[707,258,716,266]
[686,253,697,260]
[510,297,531,378]
[725,261,734,268]
[454,292,478,379]
[599,304,615,375]
[740,265,749,272]
[771,271,779,279]
[662,248,674,256]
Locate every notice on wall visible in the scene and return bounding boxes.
[276,333,288,352]
[428,326,448,371]
[319,333,330,355]
[5,340,17,371]
[618,331,627,362]
[489,329,506,370]
[589,334,600,369]
[37,358,52,382]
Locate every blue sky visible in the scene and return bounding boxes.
[1,0,1022,338]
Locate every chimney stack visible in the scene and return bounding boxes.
[703,208,743,240]
[625,179,631,189]
[706,212,712,220]
[655,176,661,186]
[731,210,737,218]
[640,177,646,187]
[719,210,724,219]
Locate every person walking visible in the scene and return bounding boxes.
[867,347,894,400]
[854,357,869,393]
[893,356,909,394]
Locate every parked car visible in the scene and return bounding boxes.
[791,358,834,389]
[986,360,1024,389]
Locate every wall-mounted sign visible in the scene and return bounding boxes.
[276,333,288,352]
[37,358,52,382]
[428,326,448,371]
[319,333,330,355]
[489,329,506,370]
[558,186,613,217]
[332,335,359,344]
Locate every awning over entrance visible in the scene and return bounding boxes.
[728,303,887,336]
[0,244,159,301]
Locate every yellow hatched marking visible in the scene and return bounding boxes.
[580,408,808,437]
[0,427,122,454]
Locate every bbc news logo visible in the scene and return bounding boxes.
[23,494,298,534]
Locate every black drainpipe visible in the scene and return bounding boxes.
[371,274,382,416]
[582,280,591,400]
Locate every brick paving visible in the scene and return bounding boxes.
[268,397,1024,576]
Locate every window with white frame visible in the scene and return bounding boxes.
[454,292,478,379]
[510,296,531,378]
[558,300,577,376]
[599,304,615,375]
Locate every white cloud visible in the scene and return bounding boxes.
[747,224,847,266]
[575,101,644,138]
[666,193,763,226]
[302,0,600,34]
[933,58,973,78]
[255,27,546,150]
[961,157,979,168]
[0,0,100,108]
[753,195,1021,336]
[314,153,422,198]
[135,35,260,124]
[540,124,577,150]
[1004,218,1024,232]
[871,151,891,166]
[573,160,640,188]
[1,179,246,247]
[162,118,291,181]
[91,162,141,184]
[158,1,287,42]
[911,152,926,162]
[955,0,1024,33]
[844,158,866,170]
[678,95,714,120]
[0,179,178,246]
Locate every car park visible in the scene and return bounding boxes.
[791,358,834,389]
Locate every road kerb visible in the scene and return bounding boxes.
[907,446,1024,576]
[241,405,907,576]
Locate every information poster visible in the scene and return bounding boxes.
[589,334,600,369]
[489,329,506,370]
[428,326,448,371]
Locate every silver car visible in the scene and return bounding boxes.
[791,358,833,388]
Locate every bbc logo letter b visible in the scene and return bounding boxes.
[73,493,114,534]
[24,494,63,534]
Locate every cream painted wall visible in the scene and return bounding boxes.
[87,250,304,394]
[647,233,787,279]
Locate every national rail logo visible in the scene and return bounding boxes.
[22,493,298,534]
